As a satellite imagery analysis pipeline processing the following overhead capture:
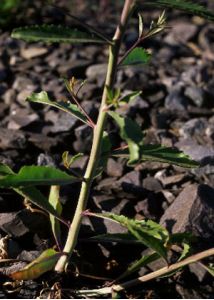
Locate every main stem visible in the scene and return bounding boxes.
[55,0,135,273]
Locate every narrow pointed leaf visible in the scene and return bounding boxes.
[108,111,144,165]
[10,249,62,280]
[49,186,62,249]
[112,144,199,168]
[88,212,169,261]
[141,144,199,168]
[121,48,151,66]
[27,91,88,125]
[89,233,140,244]
[11,25,107,44]
[94,131,112,178]
[117,252,160,281]
[16,187,65,223]
[0,165,80,188]
[142,1,214,21]
[200,263,214,277]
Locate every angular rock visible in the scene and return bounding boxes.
[0,210,49,238]
[179,118,207,139]
[165,87,188,111]
[106,158,123,178]
[184,86,204,107]
[20,47,48,59]
[160,184,214,243]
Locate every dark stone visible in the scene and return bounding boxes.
[73,124,93,152]
[160,184,214,244]
[143,177,162,192]
[165,87,188,111]
[184,86,204,107]
[0,210,49,238]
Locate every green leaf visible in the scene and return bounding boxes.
[0,164,14,176]
[89,232,140,244]
[121,48,151,66]
[108,111,144,165]
[27,91,88,125]
[16,187,65,224]
[112,144,199,168]
[62,151,84,169]
[11,25,107,44]
[143,0,214,21]
[94,131,112,178]
[141,144,199,168]
[0,165,80,188]
[49,186,62,249]
[117,252,160,281]
[88,212,169,262]
[201,263,214,277]
[10,249,62,280]
[119,91,142,105]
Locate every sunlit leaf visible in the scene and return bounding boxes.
[108,111,144,165]
[142,0,214,21]
[112,144,199,168]
[62,151,84,169]
[27,91,88,125]
[0,165,80,188]
[121,48,151,66]
[87,212,169,261]
[11,25,107,44]
[10,249,62,280]
[49,186,62,249]
[140,144,199,168]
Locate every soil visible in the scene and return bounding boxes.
[0,0,214,298]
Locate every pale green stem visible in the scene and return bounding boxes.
[55,0,135,273]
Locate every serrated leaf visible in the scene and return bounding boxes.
[27,91,88,125]
[94,131,112,178]
[11,25,107,44]
[119,91,142,105]
[0,165,80,188]
[88,212,169,262]
[121,48,151,66]
[112,144,199,168]
[10,249,62,280]
[141,144,199,168]
[0,164,14,176]
[143,0,214,21]
[49,186,62,249]
[108,111,144,165]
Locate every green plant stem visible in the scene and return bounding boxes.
[55,0,135,273]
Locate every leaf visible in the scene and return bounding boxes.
[62,151,84,169]
[200,263,214,277]
[11,24,107,44]
[27,91,88,125]
[121,48,151,66]
[108,111,144,165]
[138,13,144,38]
[0,164,14,176]
[0,165,80,188]
[117,252,160,281]
[94,131,112,178]
[140,144,199,168]
[88,212,169,262]
[16,187,66,224]
[179,243,191,261]
[49,186,62,249]
[143,0,214,22]
[89,233,140,244]
[119,91,142,105]
[10,249,62,280]
[112,144,199,168]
